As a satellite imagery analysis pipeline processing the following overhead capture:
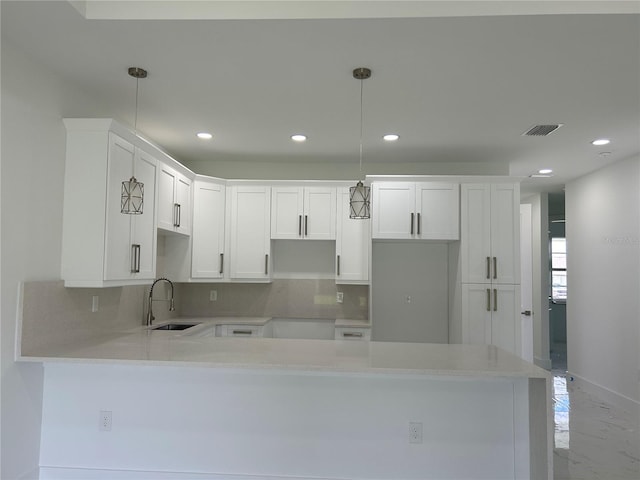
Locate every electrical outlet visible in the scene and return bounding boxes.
[99,410,112,431]
[91,295,99,313]
[336,292,344,304]
[409,422,423,444]
[209,290,217,302]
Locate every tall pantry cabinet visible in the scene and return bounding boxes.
[455,183,521,356]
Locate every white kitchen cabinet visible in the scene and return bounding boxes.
[219,324,265,337]
[461,183,519,285]
[371,182,459,240]
[61,120,157,287]
[336,187,369,283]
[158,163,192,236]
[191,179,226,279]
[271,186,336,239]
[229,185,272,280]
[461,283,521,356]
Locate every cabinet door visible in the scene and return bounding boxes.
[461,184,492,283]
[229,186,271,280]
[461,284,492,346]
[175,175,192,235]
[416,183,459,240]
[490,285,521,356]
[130,150,157,280]
[271,187,303,239]
[192,181,226,278]
[104,133,135,281]
[304,187,336,239]
[371,182,415,239]
[157,165,177,232]
[490,184,520,285]
[336,188,369,282]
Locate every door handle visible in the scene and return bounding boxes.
[493,257,497,280]
[493,289,498,312]
[219,253,224,275]
[410,213,415,235]
[486,257,491,279]
[417,212,421,235]
[521,310,532,316]
[131,244,141,273]
[486,288,491,312]
[337,255,341,276]
[265,254,269,275]
[305,215,308,236]
[298,215,302,236]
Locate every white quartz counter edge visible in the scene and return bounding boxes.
[18,331,549,380]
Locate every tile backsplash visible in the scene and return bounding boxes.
[178,280,368,320]
[18,279,368,357]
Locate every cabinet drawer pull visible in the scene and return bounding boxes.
[265,254,269,275]
[410,213,415,235]
[486,288,491,312]
[173,203,181,227]
[493,289,498,311]
[343,332,363,338]
[219,253,224,274]
[131,244,141,273]
[417,212,421,235]
[299,215,302,236]
[232,329,253,335]
[305,215,308,236]
[493,257,497,280]
[337,255,341,276]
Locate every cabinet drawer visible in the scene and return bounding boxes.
[334,327,371,341]
[220,324,264,337]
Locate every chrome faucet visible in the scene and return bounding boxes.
[146,277,175,326]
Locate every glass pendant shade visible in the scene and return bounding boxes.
[349,180,371,219]
[121,176,144,214]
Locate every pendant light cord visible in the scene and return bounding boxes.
[134,76,139,136]
[358,77,364,181]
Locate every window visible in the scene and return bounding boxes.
[551,237,567,302]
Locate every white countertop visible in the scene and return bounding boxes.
[19,318,548,379]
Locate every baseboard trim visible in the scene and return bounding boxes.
[566,371,640,418]
[17,466,39,480]
[39,467,341,480]
[534,356,552,370]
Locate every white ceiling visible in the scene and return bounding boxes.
[2,1,639,192]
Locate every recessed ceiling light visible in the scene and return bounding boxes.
[291,134,307,142]
[538,168,553,174]
[591,138,610,146]
[196,132,213,140]
[383,134,400,142]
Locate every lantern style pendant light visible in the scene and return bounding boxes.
[349,67,371,219]
[121,67,147,215]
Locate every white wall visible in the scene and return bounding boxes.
[565,155,640,406]
[520,193,551,369]
[0,40,112,479]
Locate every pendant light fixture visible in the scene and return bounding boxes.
[349,67,371,219]
[121,66,147,215]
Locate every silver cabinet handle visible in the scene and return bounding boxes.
[304,215,308,236]
[265,254,269,275]
[486,257,491,279]
[486,288,491,312]
[417,212,421,235]
[298,215,302,236]
[232,329,253,335]
[337,255,341,276]
[343,332,363,338]
[173,203,181,227]
[493,257,497,280]
[219,253,224,275]
[521,310,532,316]
[410,212,415,235]
[493,289,498,311]
[131,244,141,273]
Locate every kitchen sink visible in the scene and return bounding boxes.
[151,323,200,331]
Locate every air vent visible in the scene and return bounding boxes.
[522,124,563,136]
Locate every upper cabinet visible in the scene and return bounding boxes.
[191,178,226,279]
[371,182,459,240]
[460,183,520,285]
[61,120,158,287]
[271,186,336,240]
[158,164,192,236]
[229,185,272,281]
[336,187,369,283]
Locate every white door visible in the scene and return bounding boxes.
[271,187,303,239]
[157,165,177,232]
[371,182,415,239]
[491,184,520,285]
[519,203,534,362]
[304,187,336,239]
[131,149,157,280]
[175,175,191,235]
[461,284,492,345]
[336,188,369,282]
[416,182,459,240]
[461,184,492,283]
[192,181,226,278]
[490,284,521,356]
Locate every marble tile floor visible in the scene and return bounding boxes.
[552,363,639,479]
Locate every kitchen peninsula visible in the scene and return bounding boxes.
[18,312,552,480]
